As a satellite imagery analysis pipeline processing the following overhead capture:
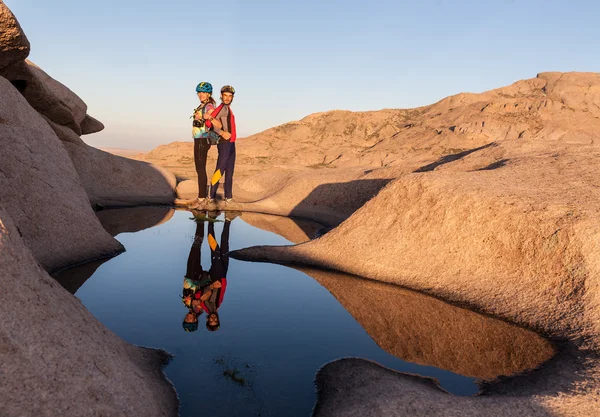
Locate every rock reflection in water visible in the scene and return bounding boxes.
[53,206,174,293]
[96,206,174,237]
[239,212,323,243]
[292,267,556,381]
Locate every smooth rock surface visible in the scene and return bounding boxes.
[0,208,178,417]
[176,179,198,199]
[48,121,177,207]
[0,76,122,271]
[1,60,88,134]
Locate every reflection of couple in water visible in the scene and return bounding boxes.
[181,213,232,333]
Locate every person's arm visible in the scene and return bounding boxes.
[204,103,216,128]
[206,114,222,129]
[205,108,232,140]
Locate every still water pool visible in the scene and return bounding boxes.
[54,208,555,417]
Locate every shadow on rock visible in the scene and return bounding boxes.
[414,142,497,173]
[288,178,392,225]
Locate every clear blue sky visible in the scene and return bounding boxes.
[6,0,599,150]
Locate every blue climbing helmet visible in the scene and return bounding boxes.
[196,82,213,94]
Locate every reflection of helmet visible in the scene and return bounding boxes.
[221,85,235,95]
[182,321,199,332]
[196,82,213,93]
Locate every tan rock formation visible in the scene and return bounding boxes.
[233,146,600,345]
[237,72,600,170]
[227,73,600,342]
[48,121,176,206]
[176,178,199,199]
[313,355,600,417]
[229,168,393,225]
[226,72,600,416]
[0,209,178,417]
[0,76,122,271]
[137,141,218,181]
[0,1,29,70]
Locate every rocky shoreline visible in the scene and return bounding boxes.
[1,3,178,416]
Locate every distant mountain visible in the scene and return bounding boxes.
[140,72,600,172]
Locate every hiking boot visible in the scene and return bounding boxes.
[188,198,202,209]
[189,197,211,209]
[206,198,217,209]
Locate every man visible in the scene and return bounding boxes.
[199,219,230,332]
[204,85,237,204]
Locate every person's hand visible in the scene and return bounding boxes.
[211,281,222,289]
[200,291,212,301]
[194,112,203,120]
[221,131,232,140]
[203,112,212,120]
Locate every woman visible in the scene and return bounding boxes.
[190,82,216,208]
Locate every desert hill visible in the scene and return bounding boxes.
[140,71,600,176]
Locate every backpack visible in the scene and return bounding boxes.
[191,103,214,139]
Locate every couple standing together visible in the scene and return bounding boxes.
[190,82,237,209]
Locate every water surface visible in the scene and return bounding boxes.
[54,208,555,417]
